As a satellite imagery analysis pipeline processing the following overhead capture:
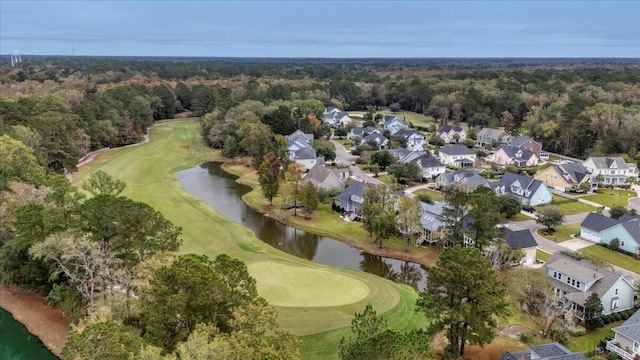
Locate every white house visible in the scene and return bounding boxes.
[333,181,368,214]
[323,107,351,127]
[474,128,507,148]
[583,157,639,186]
[361,132,389,150]
[394,129,426,152]
[348,127,377,140]
[415,155,446,179]
[436,124,466,144]
[438,144,476,167]
[380,115,409,135]
[500,227,538,266]
[303,164,349,191]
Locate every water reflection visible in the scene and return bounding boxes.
[176,162,426,291]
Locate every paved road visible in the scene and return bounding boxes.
[331,139,384,185]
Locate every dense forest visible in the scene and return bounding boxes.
[1,57,640,359]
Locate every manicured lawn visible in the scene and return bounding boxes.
[537,249,552,262]
[581,245,640,274]
[584,189,637,208]
[511,213,534,222]
[335,138,353,149]
[565,324,616,354]
[349,110,436,129]
[413,188,446,202]
[537,223,581,243]
[72,119,429,359]
[551,194,598,215]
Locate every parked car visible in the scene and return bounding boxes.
[523,206,535,213]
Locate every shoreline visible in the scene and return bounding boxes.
[0,284,69,358]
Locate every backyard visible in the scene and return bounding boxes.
[581,244,640,274]
[413,188,446,202]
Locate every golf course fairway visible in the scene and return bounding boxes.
[71,118,428,359]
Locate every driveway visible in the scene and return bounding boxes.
[330,139,384,185]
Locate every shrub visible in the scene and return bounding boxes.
[417,194,434,204]
[519,332,535,344]
[607,351,620,360]
[550,329,568,345]
[566,325,586,337]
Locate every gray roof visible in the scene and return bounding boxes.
[509,135,539,148]
[477,127,506,139]
[394,129,424,139]
[304,164,346,187]
[415,155,444,168]
[439,144,475,156]
[438,168,489,190]
[324,106,338,113]
[613,309,640,342]
[334,181,367,204]
[586,157,630,170]
[387,148,413,161]
[497,146,536,162]
[381,115,405,126]
[351,126,376,137]
[420,201,446,231]
[362,132,388,144]
[489,172,544,200]
[286,130,314,144]
[501,228,537,249]
[315,157,326,167]
[500,342,588,360]
[437,124,464,134]
[544,253,632,306]
[621,221,640,245]
[294,147,317,160]
[558,163,591,184]
[580,212,620,232]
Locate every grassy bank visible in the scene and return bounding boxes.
[71,118,429,359]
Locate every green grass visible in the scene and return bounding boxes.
[348,110,436,129]
[551,194,598,215]
[335,138,353,148]
[71,119,428,359]
[413,188,446,202]
[511,213,534,222]
[581,245,640,274]
[565,324,616,354]
[537,249,552,262]
[537,223,581,243]
[584,190,637,208]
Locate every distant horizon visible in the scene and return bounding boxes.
[2,1,638,58]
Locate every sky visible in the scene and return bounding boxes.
[1,1,639,58]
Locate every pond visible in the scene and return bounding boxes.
[176,162,427,291]
[0,308,57,360]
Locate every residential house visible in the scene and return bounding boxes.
[489,146,539,167]
[333,181,368,214]
[490,172,553,206]
[583,157,639,186]
[435,168,490,191]
[323,107,351,127]
[361,132,389,150]
[507,135,547,159]
[499,227,538,266]
[303,164,349,191]
[292,148,323,171]
[544,253,636,319]
[416,201,474,248]
[388,148,427,164]
[415,155,446,179]
[380,115,409,135]
[474,128,507,148]
[500,343,589,360]
[286,130,314,160]
[580,212,640,255]
[608,309,640,360]
[535,163,597,193]
[438,144,476,167]
[436,124,467,144]
[394,129,426,152]
[348,127,377,140]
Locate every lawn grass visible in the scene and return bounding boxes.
[581,244,640,274]
[71,119,429,359]
[583,189,637,208]
[349,110,436,129]
[537,223,581,243]
[511,213,534,222]
[537,249,553,262]
[413,188,446,202]
[565,324,616,354]
[335,138,353,149]
[551,194,598,215]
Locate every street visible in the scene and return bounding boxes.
[330,139,384,185]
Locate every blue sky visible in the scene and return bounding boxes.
[1,1,638,57]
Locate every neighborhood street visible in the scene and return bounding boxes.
[330,139,384,185]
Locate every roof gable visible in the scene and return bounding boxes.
[439,144,475,156]
[613,309,640,342]
[580,212,620,232]
[501,228,537,249]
